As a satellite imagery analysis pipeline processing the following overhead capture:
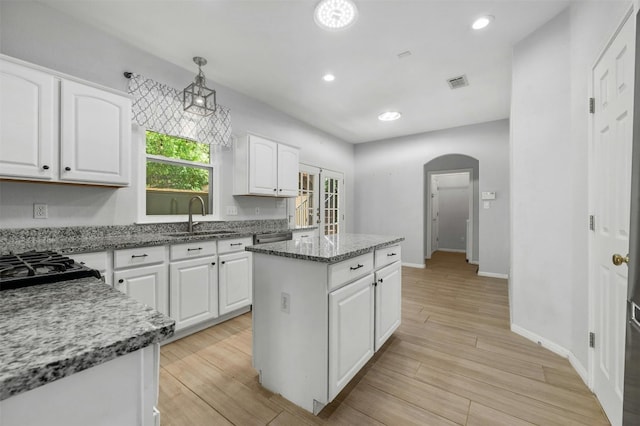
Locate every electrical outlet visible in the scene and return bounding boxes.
[226,206,238,215]
[33,203,48,219]
[255,207,260,215]
[280,292,290,314]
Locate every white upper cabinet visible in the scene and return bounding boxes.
[60,80,131,185]
[0,60,56,180]
[249,135,278,195]
[0,56,131,187]
[234,132,299,197]
[277,143,299,196]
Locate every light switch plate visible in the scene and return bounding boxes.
[481,191,496,200]
[225,206,238,215]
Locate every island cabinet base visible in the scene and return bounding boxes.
[0,345,160,426]
[252,247,402,415]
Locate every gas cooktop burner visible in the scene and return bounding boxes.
[0,251,101,291]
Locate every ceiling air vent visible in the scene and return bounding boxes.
[447,75,469,89]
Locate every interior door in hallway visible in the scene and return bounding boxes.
[590,9,635,426]
[431,175,439,253]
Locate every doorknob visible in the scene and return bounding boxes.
[612,253,630,266]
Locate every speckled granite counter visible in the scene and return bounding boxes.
[246,233,404,263]
[0,220,318,255]
[0,277,175,401]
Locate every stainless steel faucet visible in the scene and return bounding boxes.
[188,196,206,233]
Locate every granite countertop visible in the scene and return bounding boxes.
[246,233,404,263]
[0,224,319,256]
[0,278,175,401]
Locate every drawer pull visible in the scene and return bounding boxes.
[300,235,309,238]
[387,253,397,257]
[118,279,124,284]
[187,247,203,251]
[350,264,364,271]
[230,243,243,246]
[42,165,50,170]
[131,254,148,258]
[221,261,226,265]
[378,278,384,283]
[211,262,216,266]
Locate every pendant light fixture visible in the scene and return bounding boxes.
[183,56,217,116]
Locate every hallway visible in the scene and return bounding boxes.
[158,252,608,425]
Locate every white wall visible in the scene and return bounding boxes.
[510,1,631,371]
[353,119,509,274]
[0,1,354,229]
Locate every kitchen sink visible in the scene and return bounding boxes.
[163,230,238,238]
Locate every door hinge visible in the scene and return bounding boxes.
[589,332,595,348]
[589,97,595,114]
[589,215,595,231]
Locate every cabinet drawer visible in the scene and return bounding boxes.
[72,251,109,271]
[114,245,165,269]
[218,237,253,254]
[328,252,374,291]
[170,241,217,261]
[292,229,318,240]
[375,245,401,269]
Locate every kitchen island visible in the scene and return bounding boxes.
[0,277,175,426]
[247,233,403,414]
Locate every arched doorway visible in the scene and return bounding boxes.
[424,154,479,263]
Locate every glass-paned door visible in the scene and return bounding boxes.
[295,165,344,235]
[296,164,319,227]
[322,170,342,235]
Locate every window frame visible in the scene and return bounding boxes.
[136,126,221,223]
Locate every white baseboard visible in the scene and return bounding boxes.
[402,262,425,269]
[510,323,590,388]
[437,248,466,253]
[511,324,570,358]
[477,271,509,279]
[469,260,479,265]
[568,352,590,389]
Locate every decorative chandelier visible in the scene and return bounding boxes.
[183,56,216,116]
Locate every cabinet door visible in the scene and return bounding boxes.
[374,262,402,351]
[329,273,374,401]
[0,60,56,180]
[170,257,218,331]
[219,251,252,315]
[114,264,168,315]
[277,144,299,197]
[60,80,131,186]
[249,135,277,195]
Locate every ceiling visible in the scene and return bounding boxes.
[40,0,570,144]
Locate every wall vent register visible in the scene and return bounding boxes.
[0,251,101,291]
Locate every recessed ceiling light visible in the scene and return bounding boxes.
[323,73,336,82]
[314,0,358,31]
[472,15,494,30]
[378,111,402,122]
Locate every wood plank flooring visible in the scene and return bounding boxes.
[158,251,609,425]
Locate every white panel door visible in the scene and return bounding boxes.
[170,257,218,331]
[374,262,402,351]
[249,135,277,195]
[219,251,252,315]
[60,80,130,185]
[277,144,299,197]
[329,273,374,401]
[114,264,168,316]
[591,11,635,426]
[0,60,56,180]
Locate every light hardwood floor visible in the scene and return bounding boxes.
[158,251,609,425]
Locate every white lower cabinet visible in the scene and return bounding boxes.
[113,263,168,316]
[253,247,402,414]
[374,261,402,351]
[170,256,218,331]
[328,273,374,401]
[72,251,112,286]
[219,250,252,315]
